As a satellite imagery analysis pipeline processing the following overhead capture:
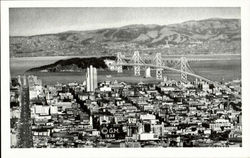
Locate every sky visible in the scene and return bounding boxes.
[9,7,240,36]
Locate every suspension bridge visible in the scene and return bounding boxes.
[112,51,240,98]
[114,51,211,82]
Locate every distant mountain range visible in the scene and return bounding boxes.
[10,18,241,57]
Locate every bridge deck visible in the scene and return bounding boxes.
[112,63,241,98]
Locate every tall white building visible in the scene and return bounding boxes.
[22,75,27,86]
[86,65,98,92]
[145,67,151,78]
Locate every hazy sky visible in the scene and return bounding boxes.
[9,7,240,36]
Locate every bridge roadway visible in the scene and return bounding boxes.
[123,57,239,62]
[115,63,213,82]
[113,63,241,98]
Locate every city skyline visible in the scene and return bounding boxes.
[3,0,250,156]
[9,7,240,36]
[7,3,243,150]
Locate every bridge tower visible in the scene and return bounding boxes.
[180,57,188,82]
[155,53,163,80]
[116,52,123,73]
[132,51,143,76]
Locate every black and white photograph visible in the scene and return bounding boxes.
[1,0,250,158]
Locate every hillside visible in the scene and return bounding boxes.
[10,18,241,57]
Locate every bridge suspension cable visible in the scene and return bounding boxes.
[112,52,240,98]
